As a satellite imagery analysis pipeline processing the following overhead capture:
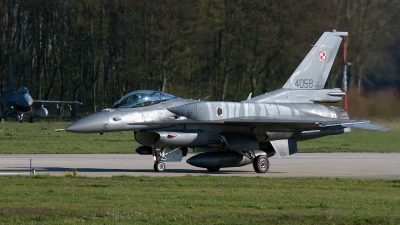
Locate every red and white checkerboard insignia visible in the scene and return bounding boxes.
[319,51,327,61]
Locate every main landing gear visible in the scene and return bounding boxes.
[17,113,24,123]
[253,155,269,173]
[205,156,269,173]
[15,113,33,123]
[204,153,270,173]
[185,150,270,173]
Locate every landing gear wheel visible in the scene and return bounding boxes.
[253,156,269,173]
[207,167,220,172]
[154,161,166,172]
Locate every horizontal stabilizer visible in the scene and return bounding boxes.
[317,120,389,131]
[342,122,389,131]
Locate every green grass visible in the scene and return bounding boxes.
[0,175,399,224]
[0,122,139,154]
[0,119,399,154]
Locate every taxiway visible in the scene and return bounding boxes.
[0,153,399,179]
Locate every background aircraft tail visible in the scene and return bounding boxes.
[8,57,14,93]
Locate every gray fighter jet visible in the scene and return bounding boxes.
[0,58,81,122]
[65,30,389,173]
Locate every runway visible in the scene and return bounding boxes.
[1,153,399,179]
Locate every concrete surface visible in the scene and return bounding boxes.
[0,153,399,179]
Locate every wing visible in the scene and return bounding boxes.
[320,120,389,131]
[220,116,389,131]
[0,93,14,103]
[33,100,82,104]
[0,96,8,102]
[128,115,389,131]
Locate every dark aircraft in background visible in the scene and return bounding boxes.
[65,30,389,173]
[0,58,81,122]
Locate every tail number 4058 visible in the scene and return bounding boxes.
[295,79,314,89]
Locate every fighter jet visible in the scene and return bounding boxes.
[0,58,82,122]
[65,30,389,173]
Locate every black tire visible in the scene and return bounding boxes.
[154,161,165,172]
[207,167,220,172]
[253,156,269,173]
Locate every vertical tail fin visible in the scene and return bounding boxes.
[282,30,348,90]
[8,57,14,93]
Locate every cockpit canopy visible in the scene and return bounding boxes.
[111,90,177,108]
[18,86,29,94]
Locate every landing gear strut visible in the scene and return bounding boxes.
[152,147,185,172]
[17,113,24,123]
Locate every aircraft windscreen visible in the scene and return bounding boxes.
[111,90,177,108]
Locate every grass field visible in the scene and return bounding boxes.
[0,175,399,224]
[0,121,136,154]
[0,119,399,154]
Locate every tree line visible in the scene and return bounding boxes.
[1,0,399,115]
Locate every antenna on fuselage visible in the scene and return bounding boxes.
[247,93,252,100]
[8,57,15,92]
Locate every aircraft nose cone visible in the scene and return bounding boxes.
[65,113,109,133]
[18,95,33,107]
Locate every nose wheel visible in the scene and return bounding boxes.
[152,147,185,172]
[154,161,166,172]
